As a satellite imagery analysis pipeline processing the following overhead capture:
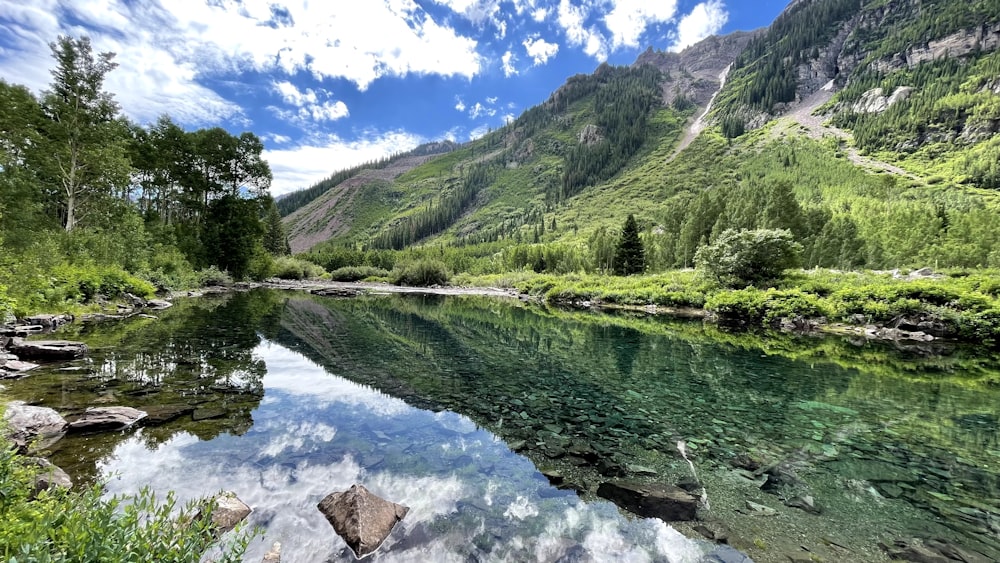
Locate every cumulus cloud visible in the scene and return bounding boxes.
[455,96,467,112]
[501,50,518,77]
[0,0,483,125]
[523,35,559,65]
[556,0,607,60]
[604,0,679,49]
[263,130,423,196]
[670,0,729,52]
[468,101,497,119]
[272,81,349,124]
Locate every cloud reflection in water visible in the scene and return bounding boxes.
[99,340,708,562]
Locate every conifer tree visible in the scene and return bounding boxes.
[614,214,645,276]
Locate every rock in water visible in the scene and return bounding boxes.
[27,457,73,496]
[317,484,409,558]
[68,406,147,432]
[3,401,68,451]
[206,491,252,534]
[596,480,698,521]
[8,339,88,360]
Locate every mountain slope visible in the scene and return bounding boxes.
[287,0,1000,272]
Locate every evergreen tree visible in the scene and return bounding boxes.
[262,197,290,255]
[613,214,645,276]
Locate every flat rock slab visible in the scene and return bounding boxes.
[141,404,196,425]
[596,480,698,522]
[0,360,40,379]
[145,299,173,310]
[3,401,68,451]
[68,406,147,432]
[317,484,409,558]
[9,339,88,361]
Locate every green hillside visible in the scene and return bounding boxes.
[279,0,1000,278]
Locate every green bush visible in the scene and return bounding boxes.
[49,264,156,304]
[705,288,830,326]
[270,256,326,280]
[328,266,391,282]
[0,431,254,562]
[695,229,803,288]
[389,260,451,286]
[0,285,14,324]
[195,266,234,287]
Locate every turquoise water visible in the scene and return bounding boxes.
[6,290,1000,562]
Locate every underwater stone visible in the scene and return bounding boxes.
[3,401,68,451]
[68,406,147,432]
[596,480,698,522]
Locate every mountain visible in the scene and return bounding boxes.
[282,0,1000,272]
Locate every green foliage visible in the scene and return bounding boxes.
[389,260,451,286]
[202,195,266,280]
[270,256,326,280]
[0,434,254,562]
[613,214,645,276]
[328,266,390,282]
[695,229,804,287]
[705,288,830,326]
[0,285,14,324]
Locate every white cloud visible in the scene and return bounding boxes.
[265,133,292,144]
[468,101,497,119]
[263,130,423,196]
[430,0,501,26]
[0,0,483,126]
[604,0,678,50]
[501,50,517,77]
[455,96,467,112]
[670,0,728,52]
[531,7,549,22]
[523,35,559,65]
[556,0,607,60]
[271,81,349,124]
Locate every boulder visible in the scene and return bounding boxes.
[596,480,698,522]
[68,406,147,433]
[3,401,68,451]
[22,314,73,329]
[204,491,252,534]
[145,299,173,310]
[8,339,88,361]
[879,537,993,563]
[0,359,40,379]
[317,484,409,558]
[27,457,73,496]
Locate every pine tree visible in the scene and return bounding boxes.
[613,214,645,276]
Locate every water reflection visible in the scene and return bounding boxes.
[100,341,708,562]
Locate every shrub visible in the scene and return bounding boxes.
[270,256,326,280]
[196,266,234,287]
[389,260,451,286]
[705,288,830,326]
[328,266,390,282]
[0,431,254,561]
[0,285,14,324]
[695,229,803,288]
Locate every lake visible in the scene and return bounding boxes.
[5,289,999,562]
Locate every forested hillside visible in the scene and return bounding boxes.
[283,0,1000,279]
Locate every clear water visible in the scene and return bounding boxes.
[6,290,1000,562]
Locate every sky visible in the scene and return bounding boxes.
[0,0,788,196]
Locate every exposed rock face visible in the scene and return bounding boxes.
[68,406,147,432]
[880,537,994,563]
[577,124,603,146]
[872,22,1000,73]
[317,484,409,558]
[852,86,913,113]
[596,480,698,522]
[8,339,88,361]
[205,491,253,534]
[3,401,68,451]
[634,31,762,108]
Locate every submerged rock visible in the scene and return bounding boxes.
[68,406,147,432]
[317,484,409,558]
[0,359,39,379]
[596,480,698,522]
[880,537,994,563]
[3,401,68,451]
[262,542,281,562]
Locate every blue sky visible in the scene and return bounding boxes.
[0,0,787,196]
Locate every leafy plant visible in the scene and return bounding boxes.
[695,229,803,288]
[389,260,451,286]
